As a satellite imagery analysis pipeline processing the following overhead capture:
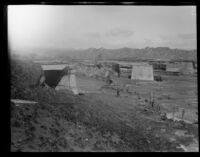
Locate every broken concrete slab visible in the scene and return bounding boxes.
[11,99,38,106]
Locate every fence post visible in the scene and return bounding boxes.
[181,108,185,121]
[150,91,154,107]
[172,105,175,121]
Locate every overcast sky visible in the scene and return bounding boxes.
[8,5,196,52]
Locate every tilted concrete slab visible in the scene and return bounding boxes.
[11,99,38,106]
[131,64,154,81]
[41,64,67,71]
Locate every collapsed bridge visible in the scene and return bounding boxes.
[41,64,79,94]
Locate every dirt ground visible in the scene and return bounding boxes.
[77,71,198,123]
[75,70,198,151]
[11,69,198,152]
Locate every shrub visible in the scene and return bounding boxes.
[11,58,44,99]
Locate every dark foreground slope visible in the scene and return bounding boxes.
[11,59,198,152]
[11,86,198,152]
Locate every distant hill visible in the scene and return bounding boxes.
[12,47,197,62]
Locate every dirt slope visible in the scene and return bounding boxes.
[11,87,198,152]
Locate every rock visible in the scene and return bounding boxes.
[169,138,176,142]
[173,121,185,128]
[160,112,167,121]
[154,75,162,82]
[193,121,198,124]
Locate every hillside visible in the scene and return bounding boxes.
[11,58,198,152]
[11,58,44,99]
[14,47,197,62]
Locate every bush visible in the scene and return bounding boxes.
[11,58,44,99]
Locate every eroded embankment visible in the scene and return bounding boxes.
[11,87,198,152]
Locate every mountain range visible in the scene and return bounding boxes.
[12,47,197,62]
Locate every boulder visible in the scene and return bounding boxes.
[160,112,167,121]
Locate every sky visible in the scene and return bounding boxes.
[8,5,196,53]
